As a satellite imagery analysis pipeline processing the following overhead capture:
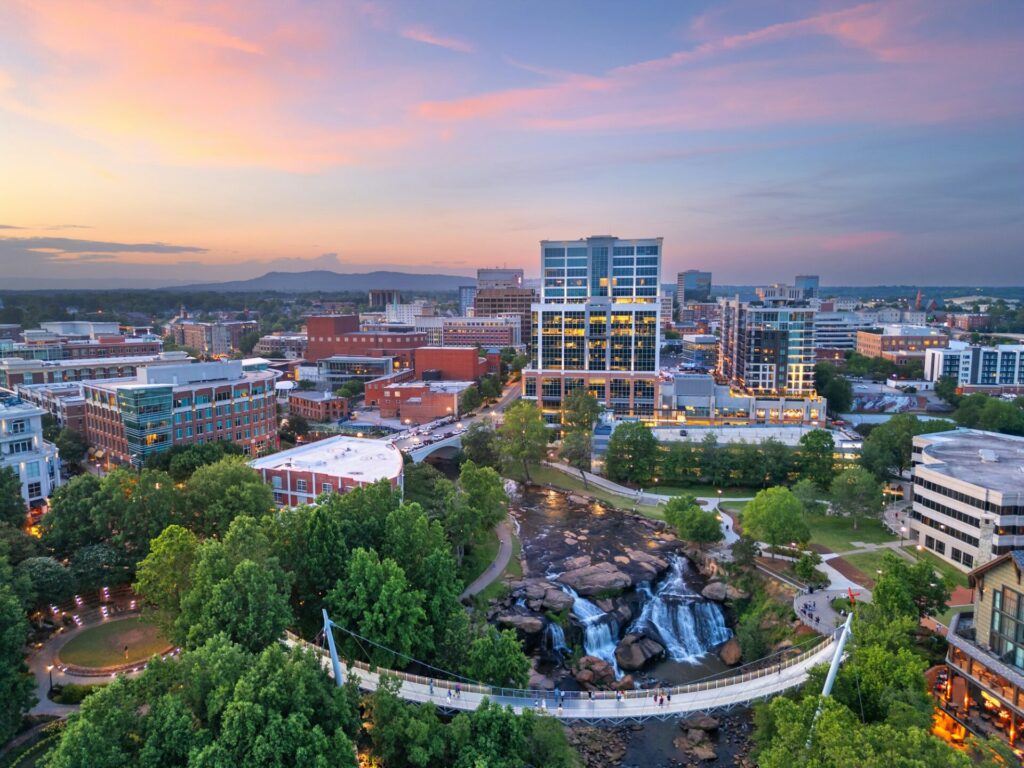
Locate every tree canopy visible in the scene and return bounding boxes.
[496,400,548,482]
[605,421,658,485]
[742,487,809,556]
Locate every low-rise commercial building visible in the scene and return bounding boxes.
[14,382,87,433]
[0,396,62,510]
[170,320,259,356]
[658,373,826,426]
[856,324,948,363]
[249,435,404,506]
[939,552,1024,754]
[82,360,278,468]
[414,315,521,348]
[0,351,191,389]
[316,356,400,390]
[379,380,474,424]
[253,333,307,359]
[288,390,349,422]
[1,334,162,361]
[679,334,718,370]
[413,346,489,382]
[910,429,1024,572]
[305,314,425,367]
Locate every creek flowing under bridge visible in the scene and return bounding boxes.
[285,612,844,725]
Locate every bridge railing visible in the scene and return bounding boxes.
[286,631,836,703]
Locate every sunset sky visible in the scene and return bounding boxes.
[1,0,1022,287]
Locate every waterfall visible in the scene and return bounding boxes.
[630,554,732,663]
[559,584,623,678]
[546,622,569,660]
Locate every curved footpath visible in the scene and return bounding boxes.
[286,632,840,723]
[459,519,514,600]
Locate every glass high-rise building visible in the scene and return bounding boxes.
[676,270,712,305]
[523,236,662,425]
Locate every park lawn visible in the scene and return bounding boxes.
[59,618,169,668]
[459,526,501,587]
[841,550,897,581]
[528,464,667,519]
[802,511,896,553]
[903,546,970,590]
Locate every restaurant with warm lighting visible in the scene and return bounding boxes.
[934,550,1024,757]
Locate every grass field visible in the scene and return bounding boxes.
[841,550,896,580]
[459,526,501,587]
[528,464,667,518]
[802,512,896,553]
[651,485,758,499]
[58,618,169,668]
[902,546,970,589]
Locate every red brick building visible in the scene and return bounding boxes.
[305,315,426,367]
[288,390,349,422]
[379,380,474,424]
[12,336,163,360]
[413,346,488,381]
[248,436,404,506]
[364,369,416,407]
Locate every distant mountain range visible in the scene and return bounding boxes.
[169,270,474,293]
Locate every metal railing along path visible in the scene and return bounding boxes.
[283,631,838,723]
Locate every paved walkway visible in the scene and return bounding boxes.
[459,519,514,601]
[794,588,870,634]
[287,632,839,723]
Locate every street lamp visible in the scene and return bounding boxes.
[899,525,906,547]
[46,664,53,693]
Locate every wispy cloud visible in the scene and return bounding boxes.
[400,25,474,53]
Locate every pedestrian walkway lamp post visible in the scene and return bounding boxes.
[899,525,906,547]
[46,665,53,693]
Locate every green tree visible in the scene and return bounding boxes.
[55,428,89,468]
[465,627,530,687]
[460,421,500,468]
[559,428,593,480]
[402,462,457,519]
[133,525,199,635]
[449,699,528,768]
[935,375,960,405]
[860,414,955,480]
[364,677,447,768]
[496,400,548,482]
[41,474,105,555]
[326,548,428,667]
[871,551,951,619]
[697,432,731,487]
[0,467,26,528]
[480,375,502,401]
[280,412,310,441]
[71,543,126,591]
[562,388,601,433]
[664,495,723,550]
[459,386,483,413]
[793,551,823,584]
[41,413,61,441]
[955,394,1024,435]
[185,458,274,538]
[743,487,810,558]
[731,535,760,572]
[605,421,658,485]
[0,559,35,744]
[527,715,582,768]
[458,460,508,532]
[798,429,835,489]
[791,477,825,515]
[16,556,73,609]
[829,467,883,530]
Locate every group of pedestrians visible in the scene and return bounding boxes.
[427,678,461,705]
[799,598,821,627]
[651,687,672,707]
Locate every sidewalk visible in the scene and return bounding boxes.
[459,520,513,601]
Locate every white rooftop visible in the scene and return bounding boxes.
[248,436,404,483]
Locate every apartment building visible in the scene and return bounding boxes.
[856,324,948,363]
[0,351,191,389]
[82,360,278,467]
[925,341,1024,393]
[170,320,259,356]
[0,396,62,509]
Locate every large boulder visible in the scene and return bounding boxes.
[541,587,574,613]
[496,614,544,635]
[576,655,616,687]
[622,548,669,579]
[614,633,665,671]
[701,582,729,602]
[558,562,632,596]
[680,715,720,731]
[719,637,742,665]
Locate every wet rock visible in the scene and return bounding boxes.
[719,637,742,665]
[701,581,729,601]
[566,726,627,767]
[611,674,635,691]
[575,655,616,687]
[691,744,717,761]
[614,555,631,564]
[559,562,632,596]
[496,614,544,635]
[622,548,669,579]
[615,633,666,671]
[679,715,720,731]
[568,494,591,505]
[542,587,574,612]
[563,554,592,571]
[609,602,633,626]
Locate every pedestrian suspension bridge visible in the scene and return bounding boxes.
[283,610,850,725]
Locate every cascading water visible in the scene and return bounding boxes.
[559,584,623,678]
[545,622,569,660]
[631,554,731,663]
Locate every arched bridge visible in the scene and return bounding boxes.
[404,433,463,463]
[285,611,844,725]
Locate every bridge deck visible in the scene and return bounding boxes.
[286,633,838,723]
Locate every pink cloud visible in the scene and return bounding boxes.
[821,231,899,251]
[401,25,474,53]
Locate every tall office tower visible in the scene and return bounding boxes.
[794,274,820,299]
[676,270,712,305]
[473,286,535,347]
[523,236,661,426]
[477,268,524,290]
[719,291,817,396]
[458,285,477,316]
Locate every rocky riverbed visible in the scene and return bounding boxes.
[490,487,742,691]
